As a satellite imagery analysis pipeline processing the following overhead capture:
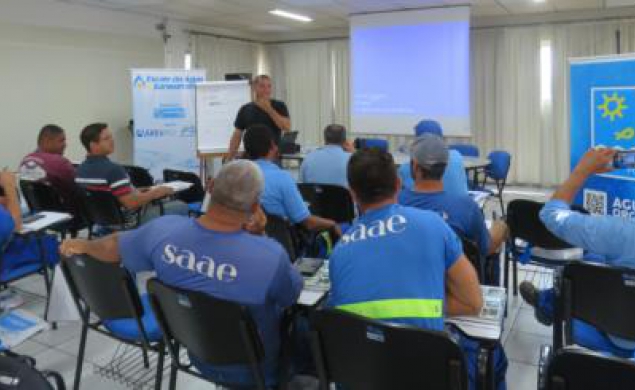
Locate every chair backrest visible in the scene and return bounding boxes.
[146,278,266,380]
[455,232,484,282]
[123,165,154,188]
[162,169,206,204]
[79,189,127,227]
[449,144,480,158]
[20,180,66,213]
[546,347,635,390]
[561,261,635,343]
[263,212,298,261]
[297,183,355,224]
[61,254,143,322]
[486,151,511,181]
[506,199,575,250]
[310,308,467,390]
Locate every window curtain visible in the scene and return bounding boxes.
[193,20,635,186]
[472,20,628,186]
[193,34,262,81]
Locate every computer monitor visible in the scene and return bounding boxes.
[225,73,252,81]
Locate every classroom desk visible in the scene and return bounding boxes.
[463,157,491,188]
[19,211,73,324]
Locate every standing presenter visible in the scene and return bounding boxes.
[226,75,291,161]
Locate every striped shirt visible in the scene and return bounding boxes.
[75,155,133,197]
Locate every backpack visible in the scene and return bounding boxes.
[0,351,65,390]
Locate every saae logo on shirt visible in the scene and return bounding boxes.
[162,244,238,283]
[340,214,407,244]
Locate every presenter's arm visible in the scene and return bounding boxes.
[257,99,291,132]
[227,128,243,161]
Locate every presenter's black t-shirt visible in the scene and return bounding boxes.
[234,100,289,144]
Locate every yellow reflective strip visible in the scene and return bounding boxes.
[337,299,443,319]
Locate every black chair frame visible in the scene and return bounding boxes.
[123,165,155,188]
[0,231,58,325]
[60,255,165,390]
[162,169,206,205]
[78,189,140,236]
[264,212,301,262]
[309,308,468,390]
[146,278,270,390]
[543,347,635,390]
[504,199,584,297]
[297,183,355,224]
[555,261,635,351]
[20,180,89,238]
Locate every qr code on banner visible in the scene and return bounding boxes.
[583,189,607,215]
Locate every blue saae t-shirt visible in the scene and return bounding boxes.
[119,215,303,386]
[328,203,463,331]
[399,189,491,257]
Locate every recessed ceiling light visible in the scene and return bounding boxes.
[269,9,313,23]
[534,0,546,3]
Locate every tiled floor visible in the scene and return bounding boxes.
[8,186,558,389]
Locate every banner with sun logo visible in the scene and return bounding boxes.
[571,56,635,217]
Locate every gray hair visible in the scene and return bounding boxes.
[210,160,263,213]
[324,124,347,145]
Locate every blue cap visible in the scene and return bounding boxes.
[414,120,443,137]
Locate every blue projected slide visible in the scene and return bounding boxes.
[350,7,471,136]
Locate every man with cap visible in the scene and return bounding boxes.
[399,134,508,271]
[398,120,468,195]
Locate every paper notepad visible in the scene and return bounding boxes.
[160,181,193,192]
[20,211,72,233]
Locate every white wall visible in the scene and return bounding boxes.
[0,0,165,168]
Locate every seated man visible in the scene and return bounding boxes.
[20,124,77,203]
[398,119,468,195]
[299,124,352,188]
[328,148,507,390]
[61,160,303,388]
[75,123,186,222]
[521,148,635,357]
[0,170,58,308]
[244,124,339,234]
[399,134,508,283]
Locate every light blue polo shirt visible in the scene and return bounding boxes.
[299,145,351,188]
[398,149,468,195]
[328,203,463,331]
[255,159,311,223]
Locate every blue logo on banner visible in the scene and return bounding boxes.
[180,126,195,137]
[592,88,635,149]
[136,128,178,138]
[153,104,186,119]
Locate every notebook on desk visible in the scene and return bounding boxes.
[20,211,72,233]
[159,180,193,193]
[446,285,506,340]
[449,286,506,323]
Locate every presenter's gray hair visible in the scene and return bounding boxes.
[210,160,263,213]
